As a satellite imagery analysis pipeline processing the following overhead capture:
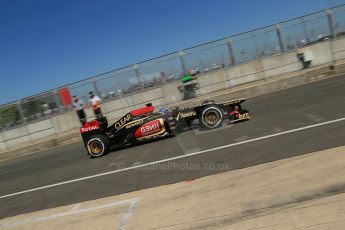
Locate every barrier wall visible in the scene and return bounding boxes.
[261,52,300,78]
[333,38,345,61]
[0,134,5,151]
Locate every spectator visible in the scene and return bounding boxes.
[88,91,103,119]
[72,96,86,126]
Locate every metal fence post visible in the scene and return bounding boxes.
[301,17,309,43]
[16,100,25,124]
[92,78,101,97]
[133,64,143,89]
[326,9,336,64]
[178,51,187,74]
[252,32,259,58]
[53,89,63,113]
[226,38,236,65]
[16,100,32,140]
[275,24,285,52]
[326,9,335,38]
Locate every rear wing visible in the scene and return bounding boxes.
[220,98,247,106]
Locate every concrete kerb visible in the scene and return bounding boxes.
[0,63,344,161]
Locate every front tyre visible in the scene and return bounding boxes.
[86,134,110,157]
[200,106,223,129]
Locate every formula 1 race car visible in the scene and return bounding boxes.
[80,99,251,157]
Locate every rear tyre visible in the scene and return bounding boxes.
[199,106,223,129]
[86,134,110,157]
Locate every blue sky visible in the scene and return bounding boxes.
[0,0,344,105]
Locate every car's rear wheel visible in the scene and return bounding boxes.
[86,134,110,157]
[200,106,223,129]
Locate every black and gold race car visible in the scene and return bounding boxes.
[80,99,250,157]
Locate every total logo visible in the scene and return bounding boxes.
[80,125,99,133]
[135,120,162,138]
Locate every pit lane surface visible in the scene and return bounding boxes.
[1,75,345,219]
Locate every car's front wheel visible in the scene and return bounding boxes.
[199,106,223,129]
[86,134,110,157]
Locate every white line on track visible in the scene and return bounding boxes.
[1,117,345,200]
[0,197,139,229]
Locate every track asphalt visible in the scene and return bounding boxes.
[0,74,345,219]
